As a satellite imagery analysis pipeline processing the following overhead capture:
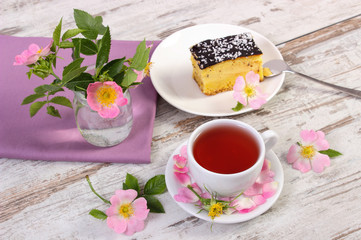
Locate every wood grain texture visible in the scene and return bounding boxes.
[1,0,361,239]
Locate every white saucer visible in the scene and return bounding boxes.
[165,141,284,224]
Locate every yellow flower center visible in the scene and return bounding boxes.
[244,85,256,97]
[144,62,152,77]
[36,47,44,54]
[208,202,224,220]
[118,203,134,219]
[96,86,118,107]
[301,145,316,159]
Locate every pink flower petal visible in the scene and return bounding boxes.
[109,194,121,206]
[262,181,278,198]
[173,154,187,168]
[244,183,263,196]
[201,192,211,200]
[86,82,102,111]
[311,153,330,173]
[174,172,191,186]
[98,104,120,118]
[132,198,149,220]
[293,158,312,173]
[107,216,127,234]
[251,195,266,206]
[248,95,267,109]
[174,183,201,203]
[233,76,245,92]
[123,218,137,236]
[256,168,275,184]
[133,69,144,84]
[124,219,145,236]
[232,196,256,213]
[105,203,119,216]
[116,97,128,107]
[245,71,260,85]
[314,131,329,151]
[287,144,300,163]
[115,189,137,204]
[233,91,247,106]
[28,44,40,54]
[38,41,53,57]
[300,129,318,145]
[173,165,188,173]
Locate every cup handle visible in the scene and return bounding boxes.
[261,130,278,152]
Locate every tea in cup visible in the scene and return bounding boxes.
[187,119,278,197]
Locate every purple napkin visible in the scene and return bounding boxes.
[0,35,160,163]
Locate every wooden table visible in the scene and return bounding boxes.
[1,0,361,239]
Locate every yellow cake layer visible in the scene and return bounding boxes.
[191,55,264,95]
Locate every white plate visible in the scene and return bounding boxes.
[150,24,284,116]
[165,141,284,224]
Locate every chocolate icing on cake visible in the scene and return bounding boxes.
[190,33,263,69]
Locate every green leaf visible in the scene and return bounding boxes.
[100,58,126,78]
[29,101,47,117]
[96,26,111,69]
[47,105,61,118]
[143,195,165,213]
[122,173,140,195]
[72,38,81,59]
[94,16,107,35]
[63,58,84,77]
[129,82,143,87]
[41,84,62,92]
[89,209,107,220]
[319,149,342,158]
[53,18,62,47]
[232,102,244,112]
[144,175,166,195]
[78,39,98,55]
[49,96,73,108]
[121,68,137,88]
[49,88,65,96]
[65,72,94,91]
[113,72,126,86]
[32,65,51,79]
[22,93,46,105]
[26,70,33,79]
[34,85,47,94]
[73,9,99,39]
[62,28,85,41]
[59,41,74,49]
[62,66,87,85]
[130,39,150,71]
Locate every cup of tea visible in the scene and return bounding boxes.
[187,119,278,197]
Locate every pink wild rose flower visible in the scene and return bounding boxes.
[287,130,331,173]
[13,41,53,66]
[106,189,149,236]
[233,71,267,109]
[87,81,128,118]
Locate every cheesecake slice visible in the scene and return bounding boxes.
[190,33,263,95]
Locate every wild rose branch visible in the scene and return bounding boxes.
[86,173,166,236]
[14,9,151,119]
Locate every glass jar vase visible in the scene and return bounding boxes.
[72,90,133,147]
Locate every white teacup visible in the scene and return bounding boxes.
[187,119,278,197]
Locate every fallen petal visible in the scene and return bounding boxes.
[262,181,278,199]
[174,172,191,186]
